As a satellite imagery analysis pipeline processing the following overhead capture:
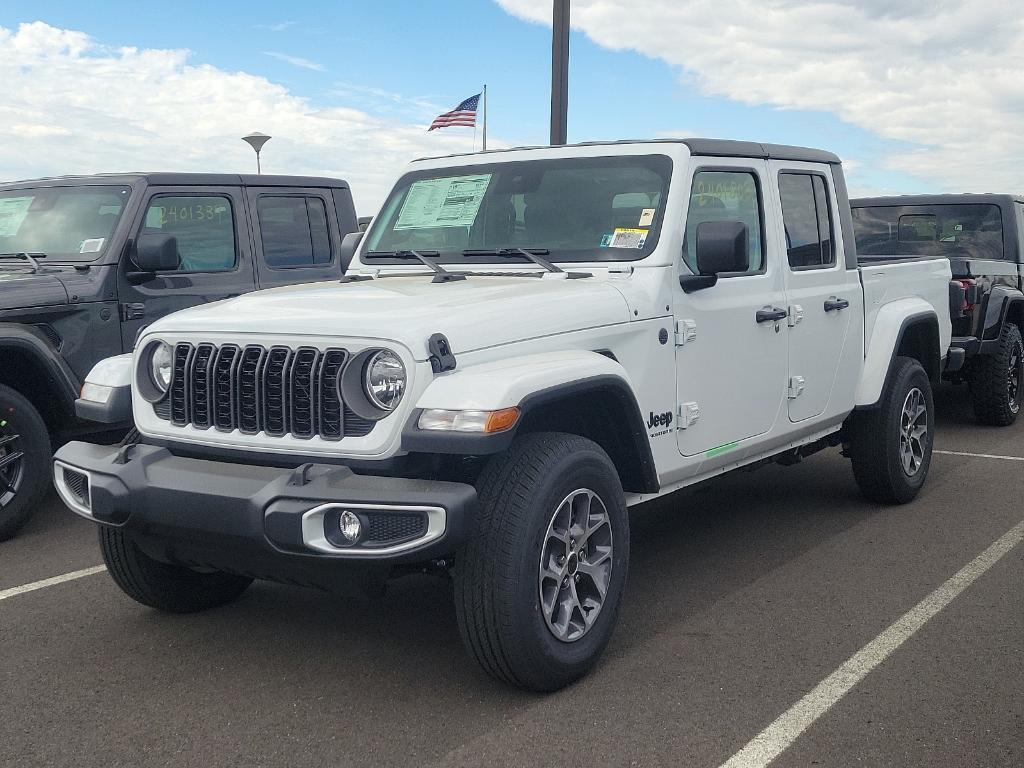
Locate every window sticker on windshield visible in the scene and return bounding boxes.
[609,228,648,249]
[600,233,614,248]
[0,197,34,237]
[638,208,656,227]
[394,174,492,230]
[79,238,105,253]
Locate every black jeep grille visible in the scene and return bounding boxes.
[158,342,374,440]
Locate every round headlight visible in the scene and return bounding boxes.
[363,350,406,411]
[149,342,173,394]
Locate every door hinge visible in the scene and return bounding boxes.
[675,319,697,346]
[678,401,700,428]
[788,376,805,399]
[121,302,145,321]
[788,304,804,327]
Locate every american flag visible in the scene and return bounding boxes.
[428,93,480,131]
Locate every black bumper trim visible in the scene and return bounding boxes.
[53,441,477,575]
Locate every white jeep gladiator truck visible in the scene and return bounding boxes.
[54,139,952,691]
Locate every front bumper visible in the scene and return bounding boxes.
[53,441,476,589]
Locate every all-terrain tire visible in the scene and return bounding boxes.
[0,384,52,541]
[969,323,1024,427]
[847,356,934,504]
[99,526,253,613]
[453,432,629,692]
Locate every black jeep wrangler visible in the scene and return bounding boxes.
[853,194,1024,425]
[0,173,358,539]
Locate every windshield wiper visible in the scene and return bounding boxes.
[364,250,466,283]
[462,248,591,279]
[0,252,47,273]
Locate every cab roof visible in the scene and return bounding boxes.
[418,137,841,165]
[0,172,349,190]
[852,193,1024,207]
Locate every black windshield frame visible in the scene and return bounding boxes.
[362,154,673,265]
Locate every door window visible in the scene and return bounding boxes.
[683,171,764,274]
[140,195,236,272]
[779,173,835,269]
[257,195,332,268]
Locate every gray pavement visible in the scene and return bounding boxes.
[1,383,1021,767]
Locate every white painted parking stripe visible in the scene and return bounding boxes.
[934,449,1024,462]
[0,565,106,602]
[719,518,1024,768]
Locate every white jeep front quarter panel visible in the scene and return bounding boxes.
[132,331,426,460]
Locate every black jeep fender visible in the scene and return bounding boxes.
[0,323,82,432]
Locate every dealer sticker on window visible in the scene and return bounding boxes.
[79,238,105,253]
[607,228,649,249]
[394,174,492,230]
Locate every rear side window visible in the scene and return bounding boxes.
[257,196,332,268]
[683,170,764,275]
[141,195,236,272]
[852,203,1004,260]
[779,173,835,269]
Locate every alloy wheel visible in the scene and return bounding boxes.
[899,387,928,477]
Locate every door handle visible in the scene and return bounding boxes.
[120,302,145,321]
[756,307,788,324]
[824,297,850,312]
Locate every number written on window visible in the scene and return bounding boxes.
[683,171,764,275]
[141,195,236,273]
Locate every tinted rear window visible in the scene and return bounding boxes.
[852,203,1004,260]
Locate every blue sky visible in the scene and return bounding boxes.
[1,1,1020,209]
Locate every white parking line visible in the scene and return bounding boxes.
[934,449,1024,462]
[719,518,1024,768]
[0,565,107,602]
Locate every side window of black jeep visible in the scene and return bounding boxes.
[257,195,332,268]
[141,195,236,272]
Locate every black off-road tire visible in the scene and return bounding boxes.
[847,356,934,504]
[969,323,1024,427]
[453,432,630,692]
[99,526,253,613]
[0,384,52,541]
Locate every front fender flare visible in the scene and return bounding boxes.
[0,323,81,403]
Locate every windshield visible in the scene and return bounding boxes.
[0,185,132,262]
[363,154,672,264]
[852,203,1004,260]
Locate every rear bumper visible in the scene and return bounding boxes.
[53,441,476,588]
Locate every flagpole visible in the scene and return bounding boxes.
[482,84,487,151]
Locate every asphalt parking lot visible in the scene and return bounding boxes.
[2,384,1021,768]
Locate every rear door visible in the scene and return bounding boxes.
[246,187,344,289]
[117,186,256,349]
[769,163,861,422]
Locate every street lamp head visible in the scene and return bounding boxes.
[242,132,272,153]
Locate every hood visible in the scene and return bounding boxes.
[149,275,633,359]
[0,270,69,311]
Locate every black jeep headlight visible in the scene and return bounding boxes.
[138,340,173,402]
[363,349,406,411]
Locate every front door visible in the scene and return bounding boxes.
[117,186,256,349]
[674,160,789,458]
[770,164,860,422]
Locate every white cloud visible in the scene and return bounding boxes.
[497,0,1024,194]
[263,51,325,71]
[254,21,296,32]
[0,22,486,212]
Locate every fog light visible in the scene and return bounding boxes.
[339,510,362,543]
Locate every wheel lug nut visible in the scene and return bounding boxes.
[574,574,580,582]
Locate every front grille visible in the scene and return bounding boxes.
[157,342,374,440]
[365,512,427,546]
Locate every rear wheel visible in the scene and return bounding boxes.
[0,384,51,541]
[454,432,629,691]
[847,356,934,504]
[99,526,253,613]
[969,323,1023,426]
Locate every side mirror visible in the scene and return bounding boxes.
[132,233,180,272]
[357,216,373,232]
[339,230,363,274]
[680,221,749,293]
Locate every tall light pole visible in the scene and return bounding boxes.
[241,132,272,174]
[550,0,570,146]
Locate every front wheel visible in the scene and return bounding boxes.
[99,527,253,613]
[0,384,52,541]
[847,356,934,504]
[454,432,629,692]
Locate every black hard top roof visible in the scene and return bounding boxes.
[0,172,349,190]
[418,138,841,165]
[852,193,1024,207]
